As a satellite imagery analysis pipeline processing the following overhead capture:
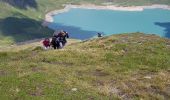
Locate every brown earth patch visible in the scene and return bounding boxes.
[0,70,7,76]
[42,59,74,67]
[93,69,109,77]
[148,85,170,99]
[31,67,43,72]
[92,80,105,86]
[50,62,74,67]
[29,86,44,96]
[87,96,95,100]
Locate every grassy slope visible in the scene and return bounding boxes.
[1,0,170,45]
[0,33,170,100]
[0,0,170,99]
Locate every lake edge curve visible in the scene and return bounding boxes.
[42,4,170,26]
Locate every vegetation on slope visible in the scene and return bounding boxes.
[0,33,170,100]
[0,0,170,99]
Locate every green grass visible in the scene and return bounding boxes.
[1,1,170,99]
[0,33,170,100]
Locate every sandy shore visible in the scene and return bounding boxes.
[42,4,170,26]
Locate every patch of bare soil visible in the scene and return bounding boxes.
[0,70,7,76]
[41,58,74,67]
[31,67,44,72]
[93,69,110,77]
[29,85,45,96]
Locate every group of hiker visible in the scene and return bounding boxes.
[42,30,69,50]
[42,31,103,50]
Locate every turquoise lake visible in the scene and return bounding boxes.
[48,8,170,40]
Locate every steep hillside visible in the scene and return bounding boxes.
[0,33,170,100]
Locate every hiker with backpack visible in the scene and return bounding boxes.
[51,36,60,49]
[57,30,69,47]
[51,30,69,49]
[62,30,69,46]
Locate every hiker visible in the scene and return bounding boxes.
[51,30,69,49]
[42,38,50,50]
[56,30,69,48]
[61,30,69,46]
[51,36,60,49]
[97,33,102,37]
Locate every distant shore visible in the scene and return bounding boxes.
[42,4,170,26]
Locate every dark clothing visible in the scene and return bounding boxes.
[55,31,69,47]
[52,31,69,49]
[51,37,60,49]
[98,33,102,37]
[63,31,69,46]
[63,31,69,38]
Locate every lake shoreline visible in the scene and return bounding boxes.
[42,4,170,26]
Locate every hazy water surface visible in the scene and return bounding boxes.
[48,8,170,39]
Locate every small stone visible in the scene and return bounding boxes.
[71,88,77,91]
[16,88,20,92]
[144,76,151,79]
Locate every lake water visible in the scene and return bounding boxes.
[48,8,170,40]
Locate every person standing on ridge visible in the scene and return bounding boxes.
[61,30,69,46]
[97,33,102,37]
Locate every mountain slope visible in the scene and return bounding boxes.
[0,33,170,100]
